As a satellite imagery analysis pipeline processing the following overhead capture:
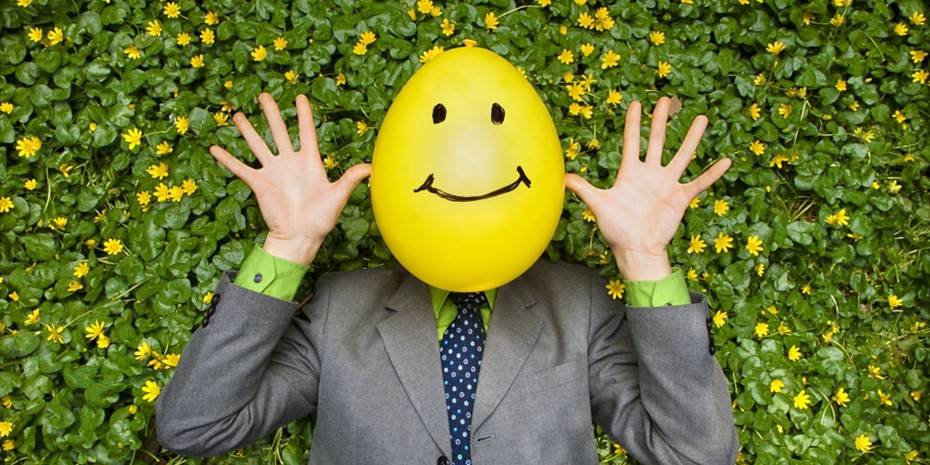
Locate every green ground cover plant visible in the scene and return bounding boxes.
[0,0,927,463]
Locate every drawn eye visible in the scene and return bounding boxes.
[491,103,505,125]
[432,103,446,124]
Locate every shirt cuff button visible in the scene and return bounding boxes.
[253,273,263,283]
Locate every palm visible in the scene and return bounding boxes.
[565,97,730,279]
[210,93,371,264]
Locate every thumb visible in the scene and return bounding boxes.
[332,163,372,198]
[564,173,600,205]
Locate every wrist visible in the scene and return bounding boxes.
[262,235,321,266]
[612,247,672,281]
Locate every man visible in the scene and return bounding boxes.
[156,84,738,464]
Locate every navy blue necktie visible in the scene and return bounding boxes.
[441,292,487,465]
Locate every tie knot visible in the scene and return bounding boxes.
[450,292,487,310]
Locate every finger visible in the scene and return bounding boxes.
[209,145,256,184]
[564,173,602,206]
[332,163,373,199]
[296,94,324,161]
[259,93,294,155]
[645,96,670,165]
[621,101,642,175]
[667,114,708,178]
[683,158,732,199]
[233,112,275,166]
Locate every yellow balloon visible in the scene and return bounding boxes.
[371,47,564,292]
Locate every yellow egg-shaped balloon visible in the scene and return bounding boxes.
[371,47,564,292]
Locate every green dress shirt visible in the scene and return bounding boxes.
[233,247,691,340]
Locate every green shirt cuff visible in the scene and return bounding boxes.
[234,246,309,301]
[624,269,690,307]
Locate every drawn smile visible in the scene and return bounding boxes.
[413,166,531,202]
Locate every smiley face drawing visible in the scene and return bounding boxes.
[371,47,564,292]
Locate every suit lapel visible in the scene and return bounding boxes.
[471,274,544,431]
[377,275,451,456]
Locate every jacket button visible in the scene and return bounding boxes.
[437,457,450,465]
[253,273,263,283]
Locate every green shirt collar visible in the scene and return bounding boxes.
[429,286,497,313]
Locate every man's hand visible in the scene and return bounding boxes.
[565,97,730,281]
[209,93,371,265]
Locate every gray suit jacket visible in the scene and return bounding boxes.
[156,260,738,464]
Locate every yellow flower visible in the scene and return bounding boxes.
[833,388,850,407]
[146,20,162,37]
[122,128,143,150]
[656,60,671,77]
[28,27,43,42]
[749,140,765,156]
[352,42,368,55]
[878,389,893,406]
[567,82,586,101]
[893,110,906,124]
[163,2,180,18]
[416,0,433,13]
[539,0,551,5]
[169,186,184,202]
[606,280,624,300]
[146,163,169,180]
[825,208,850,226]
[755,263,765,276]
[578,12,594,29]
[593,7,615,31]
[766,41,786,55]
[911,11,926,26]
[895,22,909,36]
[888,294,903,309]
[8,291,19,302]
[85,320,105,341]
[712,310,728,328]
[911,69,928,84]
[440,18,455,36]
[135,340,152,361]
[0,197,13,214]
[801,283,811,295]
[787,345,801,361]
[904,450,919,463]
[887,179,901,194]
[103,238,124,255]
[272,36,288,51]
[748,103,761,120]
[606,89,622,105]
[485,12,499,30]
[854,434,873,453]
[419,45,444,63]
[181,179,197,196]
[284,70,298,83]
[154,140,173,156]
[867,364,885,380]
[176,32,191,47]
[18,0,32,6]
[0,421,11,437]
[911,50,928,63]
[175,116,189,135]
[358,31,376,46]
[557,49,574,65]
[25,308,40,325]
[777,103,792,118]
[191,54,205,68]
[559,25,568,35]
[581,208,596,222]
[0,102,13,114]
[251,45,267,61]
[770,379,784,393]
[141,380,160,402]
[154,183,171,202]
[49,216,67,230]
[793,389,811,410]
[16,135,42,158]
[47,27,63,46]
[214,111,229,127]
[714,232,734,253]
[356,121,368,135]
[688,235,706,254]
[74,262,89,278]
[163,353,181,368]
[574,44,593,59]
[754,322,769,338]
[649,30,665,46]
[746,235,763,256]
[830,13,845,26]
[46,323,65,344]
[602,50,621,69]
[910,391,921,401]
[714,198,729,216]
[462,39,477,47]
[687,268,698,281]
[835,78,847,91]
[753,73,766,86]
[199,28,215,45]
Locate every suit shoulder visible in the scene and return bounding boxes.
[522,258,603,289]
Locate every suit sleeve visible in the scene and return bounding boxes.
[155,272,329,457]
[587,273,738,465]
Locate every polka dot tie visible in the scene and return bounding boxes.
[441,292,487,465]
